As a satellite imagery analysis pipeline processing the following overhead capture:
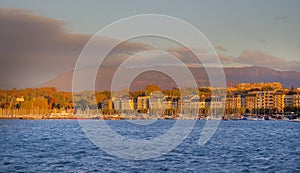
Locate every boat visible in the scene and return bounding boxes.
[247,116,258,121]
[164,115,174,120]
[257,115,264,121]
[264,116,270,120]
[241,116,248,120]
[289,118,300,122]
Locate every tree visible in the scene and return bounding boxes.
[145,85,161,94]
[95,93,108,104]
[33,97,48,110]
[21,100,33,110]
[291,86,295,91]
[21,97,48,110]
[53,92,66,108]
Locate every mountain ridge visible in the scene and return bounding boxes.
[41,66,300,91]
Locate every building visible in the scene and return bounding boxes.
[113,97,134,114]
[16,97,24,102]
[245,92,256,114]
[225,93,242,115]
[162,96,174,110]
[205,96,225,117]
[161,96,180,116]
[264,91,274,111]
[149,92,164,116]
[182,94,200,115]
[99,97,115,115]
[284,94,294,108]
[293,92,300,108]
[255,91,264,110]
[134,94,150,112]
[199,95,206,110]
[245,91,275,114]
[149,93,163,109]
[100,97,113,110]
[236,82,282,91]
[274,91,285,113]
[113,98,122,110]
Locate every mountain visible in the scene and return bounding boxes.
[41,66,300,91]
[222,66,300,88]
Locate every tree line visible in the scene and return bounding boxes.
[0,86,212,116]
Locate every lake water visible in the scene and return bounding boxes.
[0,120,299,172]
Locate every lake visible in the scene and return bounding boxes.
[0,120,299,172]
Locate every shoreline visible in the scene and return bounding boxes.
[1,117,298,121]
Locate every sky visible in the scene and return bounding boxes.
[0,0,300,89]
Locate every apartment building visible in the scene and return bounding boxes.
[245,91,275,114]
[181,94,201,115]
[293,92,300,108]
[236,82,282,91]
[113,97,134,112]
[274,91,285,112]
[245,92,256,113]
[225,93,242,114]
[284,94,294,108]
[135,94,150,111]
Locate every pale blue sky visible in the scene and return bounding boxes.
[1,0,300,61]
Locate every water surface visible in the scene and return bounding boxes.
[0,120,299,172]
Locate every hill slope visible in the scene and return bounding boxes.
[41,66,300,91]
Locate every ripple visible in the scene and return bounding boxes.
[0,120,299,172]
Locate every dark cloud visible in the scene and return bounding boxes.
[0,8,298,89]
[0,8,151,89]
[0,8,90,88]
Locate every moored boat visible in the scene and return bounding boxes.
[289,118,300,122]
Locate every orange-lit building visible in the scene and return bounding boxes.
[236,82,282,91]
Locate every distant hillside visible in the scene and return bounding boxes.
[41,66,300,91]
[221,66,300,88]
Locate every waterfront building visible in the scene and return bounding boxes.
[236,82,282,91]
[264,91,274,112]
[113,97,134,115]
[161,96,180,116]
[284,94,294,108]
[245,91,275,114]
[245,92,256,114]
[205,96,225,117]
[274,91,285,113]
[16,97,24,102]
[113,98,121,110]
[100,97,113,110]
[149,92,163,109]
[199,95,206,115]
[99,97,116,115]
[241,94,246,108]
[255,91,264,110]
[134,94,150,112]
[149,92,164,116]
[293,92,300,108]
[162,96,173,110]
[182,94,200,115]
[225,92,242,115]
